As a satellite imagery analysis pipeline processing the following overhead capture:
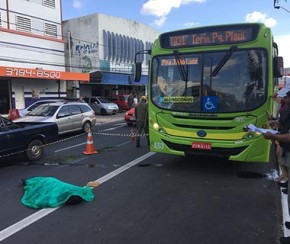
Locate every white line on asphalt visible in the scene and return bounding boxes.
[0,151,156,242]
[54,142,87,152]
[100,124,126,131]
[116,141,131,147]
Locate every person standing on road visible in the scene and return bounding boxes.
[135,96,148,148]
[269,89,289,184]
[263,89,290,244]
[133,94,138,107]
[127,92,134,109]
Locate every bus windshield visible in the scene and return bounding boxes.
[151,48,267,113]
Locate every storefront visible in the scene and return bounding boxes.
[79,71,148,99]
[0,66,89,113]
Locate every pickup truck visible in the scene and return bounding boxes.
[0,115,58,161]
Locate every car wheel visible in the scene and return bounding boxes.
[26,139,44,161]
[83,121,91,133]
[127,123,133,126]
[100,108,107,115]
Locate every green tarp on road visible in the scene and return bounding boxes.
[21,177,95,209]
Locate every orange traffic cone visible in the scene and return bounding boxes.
[83,129,98,155]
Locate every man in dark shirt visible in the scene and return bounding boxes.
[135,96,148,148]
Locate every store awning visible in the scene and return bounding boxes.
[0,66,90,82]
[89,71,148,85]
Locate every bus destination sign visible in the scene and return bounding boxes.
[160,24,259,48]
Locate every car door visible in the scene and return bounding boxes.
[55,105,72,134]
[68,105,83,131]
[0,119,25,155]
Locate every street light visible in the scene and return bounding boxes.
[274,5,290,14]
[273,0,290,13]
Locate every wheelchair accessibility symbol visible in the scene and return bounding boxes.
[202,96,217,112]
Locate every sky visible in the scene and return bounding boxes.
[62,0,290,68]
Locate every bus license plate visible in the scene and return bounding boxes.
[192,142,212,150]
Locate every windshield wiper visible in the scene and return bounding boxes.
[173,50,189,96]
[211,45,237,77]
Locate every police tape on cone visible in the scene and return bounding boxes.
[83,129,98,155]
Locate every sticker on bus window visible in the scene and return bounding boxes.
[163,96,194,103]
[202,96,217,112]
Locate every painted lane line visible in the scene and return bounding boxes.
[116,141,131,147]
[54,142,87,152]
[95,152,155,184]
[0,208,58,242]
[0,151,155,242]
[100,125,125,131]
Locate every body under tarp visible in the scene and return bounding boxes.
[21,177,95,209]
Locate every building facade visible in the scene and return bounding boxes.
[0,0,88,114]
[62,13,160,99]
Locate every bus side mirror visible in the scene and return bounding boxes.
[134,62,142,82]
[273,57,284,78]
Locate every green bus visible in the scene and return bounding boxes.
[135,23,284,162]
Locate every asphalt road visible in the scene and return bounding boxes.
[0,115,285,244]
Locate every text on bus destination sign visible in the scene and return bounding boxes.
[161,58,198,66]
[169,29,251,47]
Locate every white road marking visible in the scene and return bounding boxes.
[116,141,131,147]
[0,152,155,242]
[55,142,87,152]
[100,124,126,131]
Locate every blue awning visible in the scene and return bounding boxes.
[90,71,147,86]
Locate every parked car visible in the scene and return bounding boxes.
[18,99,66,117]
[14,101,96,135]
[84,97,118,115]
[108,94,130,111]
[124,107,136,126]
[0,115,58,161]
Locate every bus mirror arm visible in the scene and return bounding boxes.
[134,50,151,82]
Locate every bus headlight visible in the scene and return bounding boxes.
[153,123,160,130]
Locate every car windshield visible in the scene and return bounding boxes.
[28,104,59,117]
[151,49,267,113]
[98,97,111,103]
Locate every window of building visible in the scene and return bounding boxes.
[43,0,56,8]
[16,16,31,32]
[44,23,57,37]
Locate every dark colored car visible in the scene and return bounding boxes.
[124,107,136,126]
[109,94,130,111]
[0,115,58,161]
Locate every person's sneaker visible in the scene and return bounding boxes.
[280,236,290,244]
[282,188,288,194]
[280,181,289,188]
